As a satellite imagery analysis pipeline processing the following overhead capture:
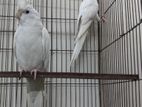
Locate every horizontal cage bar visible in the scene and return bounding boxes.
[0,72,139,80]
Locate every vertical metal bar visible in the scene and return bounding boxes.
[6,1,12,107]
[55,0,58,106]
[128,0,135,107]
[49,0,53,106]
[98,0,103,106]
[134,1,140,107]
[78,1,81,107]
[92,23,95,107]
[59,0,63,105]
[73,0,77,107]
[124,0,131,106]
[120,1,124,106]
[138,81,141,107]
[64,0,67,107]
[132,0,138,107]
[122,0,127,103]
[69,0,72,107]
[45,0,49,106]
[137,0,142,106]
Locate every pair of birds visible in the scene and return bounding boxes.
[14,0,104,106]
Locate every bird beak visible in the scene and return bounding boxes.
[16,9,23,20]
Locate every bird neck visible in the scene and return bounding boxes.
[19,18,42,27]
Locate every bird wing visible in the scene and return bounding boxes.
[76,13,82,35]
[41,27,51,71]
[14,30,18,60]
[75,19,92,43]
[75,1,98,42]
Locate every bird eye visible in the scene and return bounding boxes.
[25,10,30,14]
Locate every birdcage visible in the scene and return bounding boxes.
[0,0,141,107]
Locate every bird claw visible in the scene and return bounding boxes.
[19,70,24,80]
[101,16,106,23]
[31,69,37,80]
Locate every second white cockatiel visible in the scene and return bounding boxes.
[14,1,50,107]
[70,0,104,66]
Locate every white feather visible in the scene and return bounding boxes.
[70,31,89,66]
[14,5,50,107]
[70,0,100,66]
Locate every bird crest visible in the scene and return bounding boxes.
[17,0,33,10]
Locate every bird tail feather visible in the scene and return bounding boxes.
[75,21,92,43]
[27,78,44,107]
[70,31,88,66]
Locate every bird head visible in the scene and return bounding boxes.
[16,0,40,25]
[16,5,39,20]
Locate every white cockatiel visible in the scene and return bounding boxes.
[70,0,104,66]
[14,0,50,106]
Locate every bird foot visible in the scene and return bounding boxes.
[31,69,38,80]
[101,16,106,23]
[19,68,25,80]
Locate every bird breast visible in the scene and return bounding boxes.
[15,26,43,71]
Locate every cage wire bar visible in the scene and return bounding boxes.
[0,0,142,107]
